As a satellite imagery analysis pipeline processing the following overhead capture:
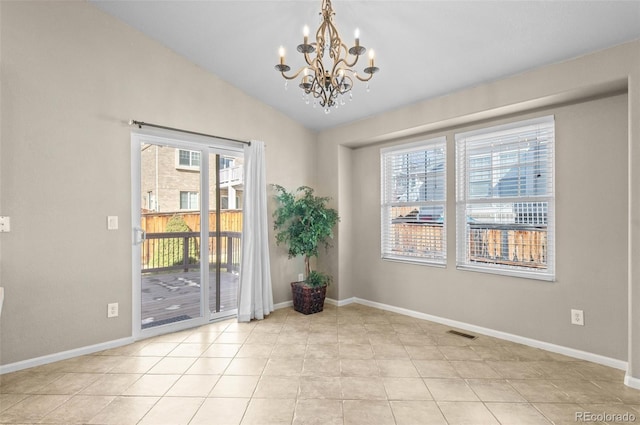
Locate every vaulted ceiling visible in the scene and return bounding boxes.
[91,1,640,131]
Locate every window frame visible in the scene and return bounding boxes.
[176,149,201,170]
[179,191,199,210]
[455,115,555,281]
[380,137,447,267]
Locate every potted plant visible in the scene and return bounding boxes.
[272,185,340,314]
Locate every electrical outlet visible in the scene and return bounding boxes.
[107,216,118,230]
[571,309,584,326]
[298,273,304,282]
[107,303,119,318]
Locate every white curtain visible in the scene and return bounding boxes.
[237,140,273,322]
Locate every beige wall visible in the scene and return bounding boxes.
[351,94,628,359]
[0,1,316,365]
[317,40,640,382]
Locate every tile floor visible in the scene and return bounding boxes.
[1,303,639,424]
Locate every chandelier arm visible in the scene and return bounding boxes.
[354,72,374,82]
[280,67,310,81]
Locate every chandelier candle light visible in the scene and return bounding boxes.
[275,0,379,114]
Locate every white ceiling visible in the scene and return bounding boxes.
[91,0,640,132]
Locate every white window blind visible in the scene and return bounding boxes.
[455,116,555,280]
[381,137,446,265]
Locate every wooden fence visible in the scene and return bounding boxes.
[391,222,547,269]
[141,210,243,233]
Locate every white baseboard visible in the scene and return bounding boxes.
[0,336,135,375]
[350,297,628,371]
[273,300,293,310]
[624,374,640,390]
[326,297,355,307]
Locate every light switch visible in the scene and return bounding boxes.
[0,216,10,232]
[107,216,118,230]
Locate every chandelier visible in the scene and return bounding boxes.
[274,0,379,113]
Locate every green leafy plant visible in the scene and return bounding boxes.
[151,215,199,268]
[272,185,339,287]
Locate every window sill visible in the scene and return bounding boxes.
[382,255,446,268]
[456,263,555,282]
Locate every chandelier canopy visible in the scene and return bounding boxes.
[275,0,379,113]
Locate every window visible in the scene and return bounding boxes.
[220,157,234,169]
[177,149,201,169]
[455,116,555,280]
[381,137,446,265]
[179,191,199,210]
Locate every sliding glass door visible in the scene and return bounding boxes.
[132,130,243,336]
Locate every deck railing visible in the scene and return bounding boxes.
[391,222,547,269]
[468,223,547,269]
[141,231,241,273]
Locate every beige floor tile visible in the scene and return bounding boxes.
[486,402,552,424]
[390,400,447,425]
[271,344,307,358]
[341,377,387,400]
[391,323,423,334]
[404,345,445,360]
[167,343,211,357]
[149,330,191,343]
[94,341,149,357]
[263,358,304,376]
[186,357,232,374]
[364,324,395,333]
[216,332,251,344]
[466,379,527,402]
[201,343,241,357]
[41,395,114,423]
[209,375,259,398]
[306,343,340,359]
[450,360,501,379]
[591,379,640,404]
[298,377,342,399]
[529,360,587,380]
[108,356,161,373]
[338,334,371,345]
[368,333,402,345]
[224,358,268,375]
[340,359,379,377]
[135,342,179,357]
[182,332,221,344]
[471,346,520,361]
[0,394,28,412]
[293,399,343,425]
[486,361,544,379]
[398,334,437,346]
[424,378,479,401]
[302,358,342,377]
[61,356,123,374]
[383,377,432,400]
[244,333,280,345]
[338,344,374,359]
[88,396,158,424]
[0,372,63,394]
[376,360,419,377]
[437,401,500,425]
[33,372,100,395]
[413,360,460,378]
[276,332,310,345]
[508,379,573,403]
[165,374,219,397]
[236,344,275,358]
[435,335,474,347]
[0,394,70,423]
[343,400,395,425]
[80,373,142,395]
[253,376,300,398]
[190,397,249,425]
[532,402,590,424]
[138,396,204,425]
[508,345,553,361]
[147,356,196,374]
[122,374,180,396]
[241,398,296,425]
[371,344,409,359]
[551,379,621,403]
[308,333,339,344]
[439,346,482,361]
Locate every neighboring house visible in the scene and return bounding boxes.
[140,145,244,213]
